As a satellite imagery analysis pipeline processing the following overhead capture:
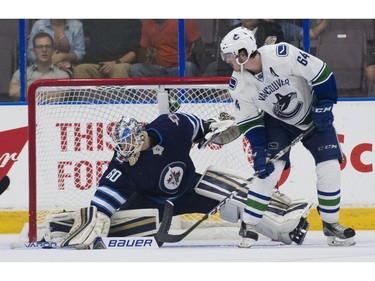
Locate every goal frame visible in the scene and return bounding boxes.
[27,77,231,242]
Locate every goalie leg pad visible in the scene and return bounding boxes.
[195,167,313,245]
[60,206,110,249]
[109,209,159,237]
[44,208,159,244]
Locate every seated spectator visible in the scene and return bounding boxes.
[8,32,70,100]
[130,19,205,77]
[203,19,284,76]
[73,19,141,78]
[27,19,85,76]
[265,19,330,43]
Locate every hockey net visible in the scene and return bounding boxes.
[28,77,255,242]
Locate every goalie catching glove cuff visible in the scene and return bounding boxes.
[198,114,240,149]
[312,99,334,131]
[252,147,275,179]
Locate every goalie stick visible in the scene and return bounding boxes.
[154,124,316,244]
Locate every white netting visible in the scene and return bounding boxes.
[29,79,254,240]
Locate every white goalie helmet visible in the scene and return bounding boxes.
[112,116,146,166]
[220,26,257,63]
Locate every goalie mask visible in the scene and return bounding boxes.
[220,26,257,72]
[112,117,147,166]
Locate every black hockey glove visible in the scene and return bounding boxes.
[252,147,275,179]
[312,99,334,131]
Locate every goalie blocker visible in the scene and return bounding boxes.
[195,166,313,246]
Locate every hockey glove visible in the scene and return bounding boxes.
[312,99,334,131]
[252,147,275,179]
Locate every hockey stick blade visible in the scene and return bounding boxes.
[155,125,316,243]
[0,176,10,196]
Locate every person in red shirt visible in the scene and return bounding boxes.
[130,19,205,77]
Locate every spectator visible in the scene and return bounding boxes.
[73,19,141,78]
[27,19,85,76]
[203,19,284,76]
[8,32,70,100]
[265,19,330,43]
[130,19,205,77]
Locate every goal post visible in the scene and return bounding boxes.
[27,77,254,242]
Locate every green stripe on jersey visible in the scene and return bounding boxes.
[312,64,333,86]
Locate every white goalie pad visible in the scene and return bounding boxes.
[60,206,111,249]
[42,208,159,246]
[195,166,313,245]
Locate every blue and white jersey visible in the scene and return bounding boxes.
[229,42,336,132]
[91,113,204,217]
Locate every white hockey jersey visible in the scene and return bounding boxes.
[229,42,327,131]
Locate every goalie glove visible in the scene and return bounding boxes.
[198,113,240,149]
[312,99,334,131]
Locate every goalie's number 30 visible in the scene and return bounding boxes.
[106,169,122,182]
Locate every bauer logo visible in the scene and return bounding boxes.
[94,237,158,249]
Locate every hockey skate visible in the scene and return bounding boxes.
[322,221,356,246]
[238,221,259,248]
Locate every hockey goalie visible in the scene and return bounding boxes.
[42,112,312,249]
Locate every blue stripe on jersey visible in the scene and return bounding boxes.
[178,113,201,141]
[91,185,127,217]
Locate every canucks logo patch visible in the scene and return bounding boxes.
[277,44,288,57]
[229,77,237,90]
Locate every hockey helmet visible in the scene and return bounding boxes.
[220,26,257,62]
[112,117,146,165]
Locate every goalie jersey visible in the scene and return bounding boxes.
[229,42,337,132]
[92,113,205,217]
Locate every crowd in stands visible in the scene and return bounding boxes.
[1,19,375,101]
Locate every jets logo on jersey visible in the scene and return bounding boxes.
[160,162,186,194]
[272,92,303,120]
[277,44,288,57]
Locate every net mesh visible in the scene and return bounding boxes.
[30,80,254,239]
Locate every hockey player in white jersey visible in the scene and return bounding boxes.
[220,26,356,246]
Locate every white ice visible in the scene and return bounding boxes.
[0,230,374,280]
